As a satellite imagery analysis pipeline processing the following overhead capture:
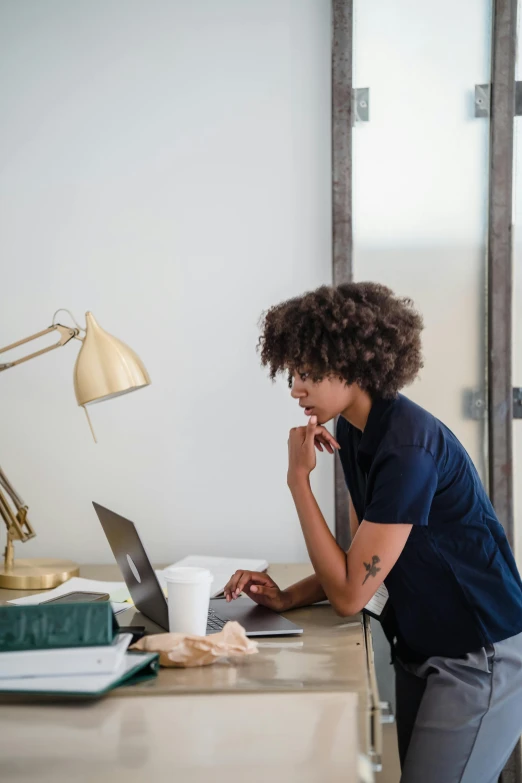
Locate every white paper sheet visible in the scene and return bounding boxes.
[364,583,389,617]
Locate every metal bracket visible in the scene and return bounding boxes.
[475,84,491,117]
[353,87,369,122]
[379,701,395,724]
[516,82,522,116]
[464,388,522,419]
[475,82,522,117]
[465,389,487,420]
[513,388,522,418]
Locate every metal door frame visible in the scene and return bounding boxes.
[488,0,517,547]
[332,0,353,550]
[490,3,520,780]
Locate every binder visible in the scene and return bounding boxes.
[0,652,159,699]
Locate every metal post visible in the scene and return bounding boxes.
[488,0,517,548]
[488,1,520,781]
[332,0,353,549]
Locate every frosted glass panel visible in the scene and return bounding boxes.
[352,0,492,479]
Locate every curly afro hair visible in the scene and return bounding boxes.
[258,282,424,399]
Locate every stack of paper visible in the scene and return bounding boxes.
[0,633,133,679]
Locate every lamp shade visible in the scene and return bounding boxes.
[73,312,150,406]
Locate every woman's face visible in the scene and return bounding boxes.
[290,371,358,425]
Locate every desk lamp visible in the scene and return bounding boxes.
[0,310,150,590]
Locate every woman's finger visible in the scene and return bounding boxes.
[316,427,340,450]
[235,571,255,595]
[225,570,245,601]
[233,571,273,598]
[315,433,334,454]
[233,579,253,597]
[314,440,324,452]
[246,584,268,596]
[223,578,235,598]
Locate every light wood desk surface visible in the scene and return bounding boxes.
[0,563,378,783]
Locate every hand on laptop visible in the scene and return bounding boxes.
[223,571,291,612]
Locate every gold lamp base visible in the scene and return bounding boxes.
[0,558,80,590]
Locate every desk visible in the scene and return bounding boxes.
[0,563,380,783]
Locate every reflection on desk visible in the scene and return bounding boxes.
[0,691,361,782]
[0,563,379,783]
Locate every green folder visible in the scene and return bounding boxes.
[0,651,159,700]
[0,602,119,652]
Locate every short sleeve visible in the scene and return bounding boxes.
[364,446,438,526]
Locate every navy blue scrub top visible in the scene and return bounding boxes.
[336,395,522,662]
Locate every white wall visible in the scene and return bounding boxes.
[0,0,333,564]
[352,0,492,478]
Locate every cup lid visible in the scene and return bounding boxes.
[163,566,213,584]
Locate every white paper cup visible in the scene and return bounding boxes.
[163,566,213,636]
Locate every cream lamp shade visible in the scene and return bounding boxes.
[73,312,151,406]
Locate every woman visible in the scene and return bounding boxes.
[224,282,522,783]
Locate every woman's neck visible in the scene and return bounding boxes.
[341,389,373,431]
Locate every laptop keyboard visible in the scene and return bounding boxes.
[206,606,227,633]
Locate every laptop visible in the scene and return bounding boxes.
[92,502,303,637]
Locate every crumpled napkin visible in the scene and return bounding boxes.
[130,621,258,667]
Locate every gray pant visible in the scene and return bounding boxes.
[394,630,522,783]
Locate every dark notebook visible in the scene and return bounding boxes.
[0,602,118,652]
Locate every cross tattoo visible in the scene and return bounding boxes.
[362,555,381,585]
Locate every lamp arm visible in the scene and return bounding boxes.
[0,485,35,571]
[0,463,35,577]
[0,466,25,510]
[0,324,79,371]
[0,466,35,538]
